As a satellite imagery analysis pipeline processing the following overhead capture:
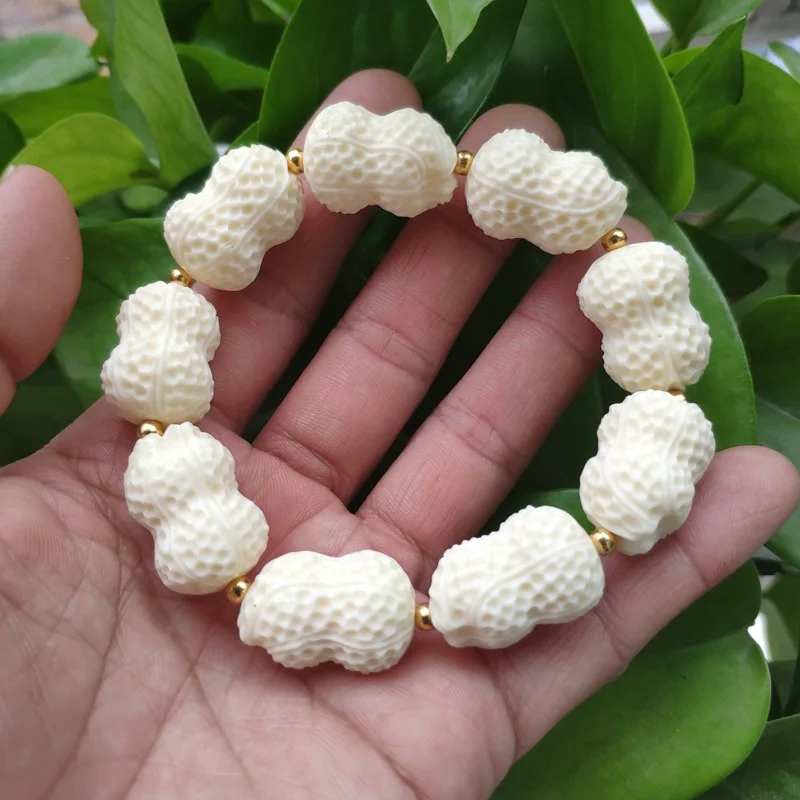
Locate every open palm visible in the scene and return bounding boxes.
[1,70,798,800]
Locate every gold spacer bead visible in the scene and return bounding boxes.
[169,266,195,288]
[415,603,435,631]
[286,148,304,174]
[590,528,617,555]
[668,388,687,400]
[600,228,628,252]
[225,576,252,604]
[137,420,165,438]
[454,150,474,176]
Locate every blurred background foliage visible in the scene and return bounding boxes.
[0,0,799,797]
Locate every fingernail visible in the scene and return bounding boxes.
[1,165,16,182]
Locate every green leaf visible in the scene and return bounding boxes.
[0,356,86,466]
[176,44,269,92]
[410,0,526,140]
[0,114,24,174]
[258,0,434,149]
[0,33,97,100]
[735,240,798,320]
[771,42,800,82]
[788,257,800,295]
[554,0,694,214]
[494,566,769,800]
[741,296,800,566]
[13,114,158,206]
[702,715,800,799]
[107,0,216,186]
[423,0,496,59]
[576,127,757,450]
[681,223,767,298]
[194,0,282,68]
[55,220,173,405]
[256,0,299,22]
[670,51,800,208]
[1,77,115,139]
[652,0,763,49]
[764,576,800,658]
[668,19,745,132]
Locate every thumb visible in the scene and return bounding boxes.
[0,166,82,414]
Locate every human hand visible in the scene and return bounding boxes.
[1,70,798,800]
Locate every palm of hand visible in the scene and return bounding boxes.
[1,71,798,800]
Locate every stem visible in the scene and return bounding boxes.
[701,177,762,228]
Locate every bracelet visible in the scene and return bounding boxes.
[101,100,714,673]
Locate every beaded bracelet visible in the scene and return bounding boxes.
[101,100,714,673]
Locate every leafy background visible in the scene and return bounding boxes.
[1,0,799,796]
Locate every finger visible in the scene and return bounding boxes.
[0,166,82,414]
[253,105,565,501]
[206,69,422,431]
[483,445,800,756]
[356,215,651,584]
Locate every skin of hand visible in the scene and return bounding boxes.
[0,70,798,800]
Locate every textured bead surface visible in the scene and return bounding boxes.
[102,281,220,425]
[578,242,711,392]
[164,145,304,291]
[465,129,627,254]
[303,101,457,216]
[125,422,268,594]
[428,506,604,649]
[238,550,416,673]
[580,391,715,555]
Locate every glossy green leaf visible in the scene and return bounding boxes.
[769,660,797,718]
[494,566,769,800]
[652,0,763,49]
[258,0,434,149]
[55,220,173,405]
[176,44,269,92]
[735,240,798,320]
[741,296,800,566]
[576,127,756,450]
[108,0,216,186]
[256,0,299,22]
[0,114,24,174]
[771,42,800,82]
[423,0,496,59]
[194,0,282,68]
[554,0,694,214]
[764,576,800,657]
[681,223,767,298]
[0,33,97,100]
[669,20,745,132]
[0,356,86,466]
[703,715,800,799]
[670,51,800,207]
[410,0,526,140]
[1,77,115,139]
[12,114,157,206]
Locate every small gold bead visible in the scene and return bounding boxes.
[668,388,687,400]
[169,266,195,288]
[225,576,252,604]
[137,420,165,438]
[590,528,617,555]
[600,228,628,252]
[454,150,473,176]
[415,603,435,631]
[286,148,304,174]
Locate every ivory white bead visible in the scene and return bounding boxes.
[164,144,304,291]
[580,391,715,555]
[125,422,268,594]
[578,242,711,392]
[465,129,627,254]
[428,506,605,649]
[238,550,416,673]
[303,101,457,216]
[101,281,220,425]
